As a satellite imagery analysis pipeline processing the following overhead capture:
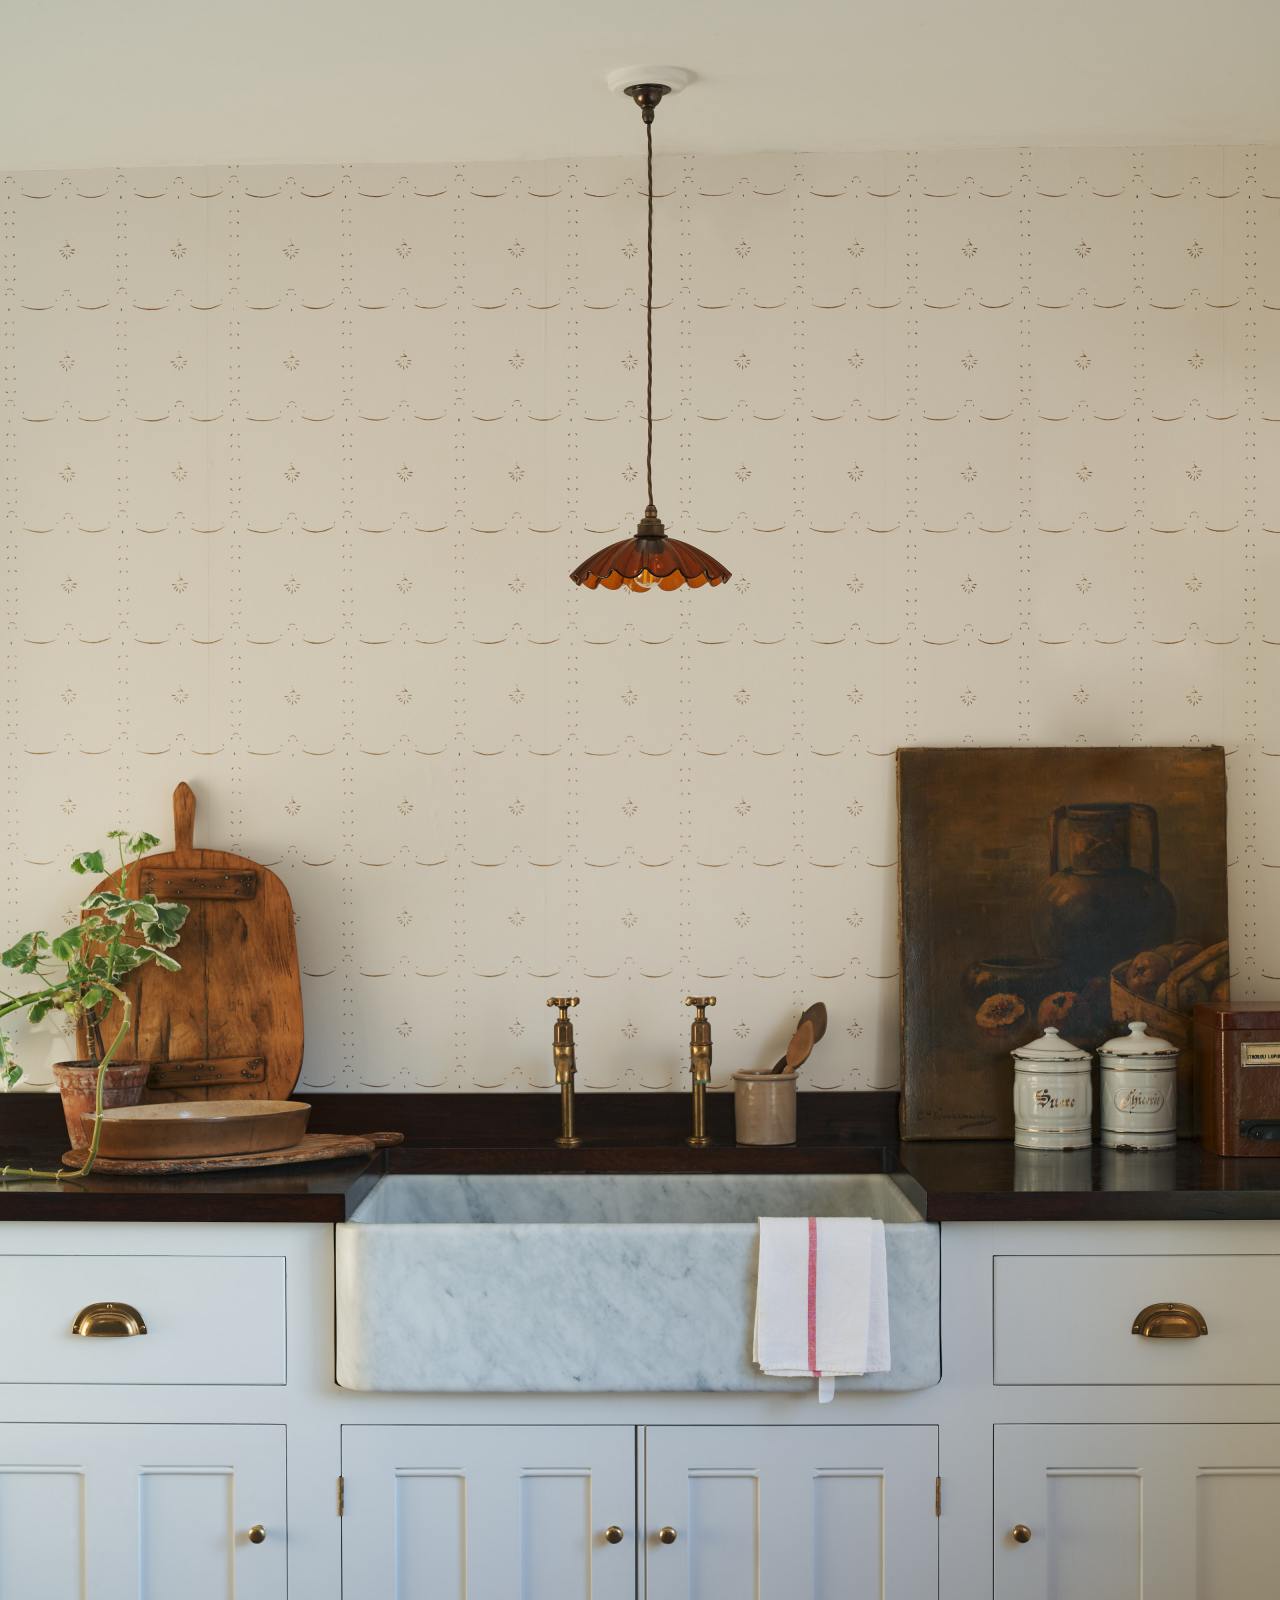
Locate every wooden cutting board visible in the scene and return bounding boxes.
[80,783,304,1102]
[62,1131,402,1176]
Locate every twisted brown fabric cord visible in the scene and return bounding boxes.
[644,110,655,514]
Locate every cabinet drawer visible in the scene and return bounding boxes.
[994,1254,1280,1385]
[0,1255,285,1385]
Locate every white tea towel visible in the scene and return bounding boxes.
[752,1216,891,1402]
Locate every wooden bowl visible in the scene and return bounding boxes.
[81,1100,311,1161]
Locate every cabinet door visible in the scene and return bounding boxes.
[341,1424,635,1600]
[0,1422,286,1600]
[995,1423,1280,1600]
[644,1424,938,1600]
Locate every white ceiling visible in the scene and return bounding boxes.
[5,0,1279,170]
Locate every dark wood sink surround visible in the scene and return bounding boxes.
[2,1090,1280,1221]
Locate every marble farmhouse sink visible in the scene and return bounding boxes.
[335,1173,940,1393]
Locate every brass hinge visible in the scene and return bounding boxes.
[935,1476,941,1518]
[337,1475,345,1517]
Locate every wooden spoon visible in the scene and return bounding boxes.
[799,1001,828,1046]
[772,1018,816,1076]
[770,1002,828,1073]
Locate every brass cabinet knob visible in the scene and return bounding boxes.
[1131,1302,1208,1339]
[71,1302,147,1338]
[248,1525,267,1545]
[657,1526,678,1545]
[1012,1524,1032,1545]
[604,1525,625,1545]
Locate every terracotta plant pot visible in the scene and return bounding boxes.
[52,1059,151,1151]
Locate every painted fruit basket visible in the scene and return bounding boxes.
[1109,939,1230,1053]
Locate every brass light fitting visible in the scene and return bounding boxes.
[570,79,731,593]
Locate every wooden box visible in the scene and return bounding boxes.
[1195,1000,1280,1157]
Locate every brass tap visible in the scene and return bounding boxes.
[547,997,581,1149]
[685,996,716,1148]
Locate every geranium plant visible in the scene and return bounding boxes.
[0,830,189,1181]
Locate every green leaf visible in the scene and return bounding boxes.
[141,947,181,973]
[126,901,160,927]
[70,850,106,876]
[152,902,189,942]
[2,933,38,970]
[129,833,160,856]
[49,925,86,962]
[82,891,124,911]
[2,932,50,974]
[106,830,128,840]
[0,1031,18,1089]
[27,999,52,1024]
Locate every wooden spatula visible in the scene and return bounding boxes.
[783,1018,816,1074]
[770,1002,827,1073]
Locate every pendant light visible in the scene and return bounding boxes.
[570,74,732,592]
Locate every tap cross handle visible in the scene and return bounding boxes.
[547,996,580,1019]
[685,995,716,1086]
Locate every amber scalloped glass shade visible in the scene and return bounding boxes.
[570,537,731,592]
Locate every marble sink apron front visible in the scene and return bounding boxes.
[335,1173,940,1393]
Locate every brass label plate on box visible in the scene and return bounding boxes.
[146,1056,268,1089]
[1242,1042,1280,1067]
[140,867,258,901]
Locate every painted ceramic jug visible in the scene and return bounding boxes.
[1031,802,1175,982]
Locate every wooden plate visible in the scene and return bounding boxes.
[62,1130,402,1175]
[81,1100,311,1161]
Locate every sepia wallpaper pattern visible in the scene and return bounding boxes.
[1,147,1274,1092]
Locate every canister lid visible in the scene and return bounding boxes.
[1011,1025,1092,1063]
[1098,1020,1178,1057]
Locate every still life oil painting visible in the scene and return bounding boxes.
[897,747,1229,1140]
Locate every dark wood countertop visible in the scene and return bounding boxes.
[0,1149,384,1223]
[0,1091,896,1222]
[4,1091,1280,1222]
[898,1140,1280,1221]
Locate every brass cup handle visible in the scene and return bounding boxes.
[657,1526,678,1545]
[248,1525,266,1545]
[1012,1524,1032,1545]
[72,1301,147,1338]
[1131,1302,1208,1339]
[604,1525,625,1545]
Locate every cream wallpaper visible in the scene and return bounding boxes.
[2,147,1274,1093]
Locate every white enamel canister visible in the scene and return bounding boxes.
[1011,1026,1093,1151]
[1097,1020,1178,1151]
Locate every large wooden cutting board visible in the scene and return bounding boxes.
[80,783,304,1102]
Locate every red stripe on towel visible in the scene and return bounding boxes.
[807,1216,819,1376]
